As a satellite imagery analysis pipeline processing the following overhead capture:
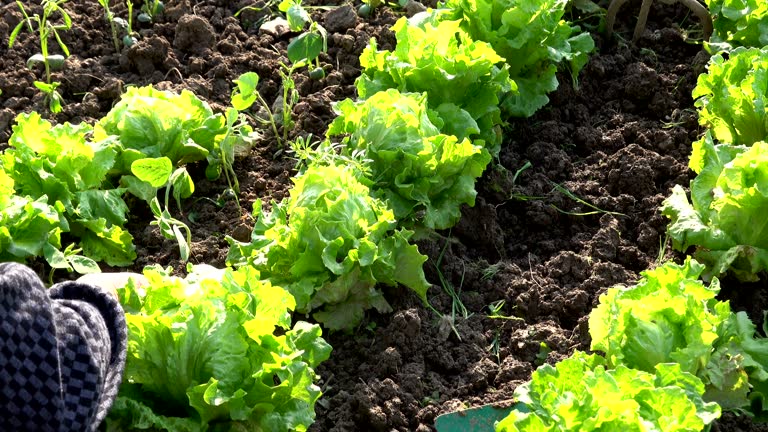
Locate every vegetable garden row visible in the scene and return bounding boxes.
[1,0,768,430]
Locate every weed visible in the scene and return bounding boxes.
[656,233,669,264]
[487,329,502,363]
[428,234,470,341]
[45,244,100,285]
[487,300,523,321]
[481,262,504,281]
[550,182,626,217]
[277,63,300,144]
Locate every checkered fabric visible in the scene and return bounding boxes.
[0,263,127,432]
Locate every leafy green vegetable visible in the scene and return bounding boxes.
[436,0,594,118]
[94,86,221,171]
[356,14,515,157]
[227,163,431,330]
[706,0,768,51]
[495,352,721,431]
[692,47,768,147]
[661,136,768,281]
[325,89,491,230]
[107,265,331,432]
[590,258,768,416]
[1,112,136,267]
[0,195,65,264]
[589,259,727,376]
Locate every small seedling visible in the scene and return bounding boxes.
[487,300,523,321]
[534,342,552,366]
[95,0,121,52]
[231,71,284,148]
[130,157,194,262]
[44,243,100,284]
[9,0,73,113]
[279,0,328,78]
[428,233,471,341]
[138,0,164,23]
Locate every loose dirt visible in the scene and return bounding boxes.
[1,0,765,430]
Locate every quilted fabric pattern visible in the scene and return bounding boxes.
[0,263,127,432]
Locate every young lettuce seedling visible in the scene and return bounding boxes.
[9,0,72,113]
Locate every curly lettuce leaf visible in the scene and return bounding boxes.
[693,47,768,147]
[94,86,222,170]
[706,0,768,51]
[0,195,65,263]
[226,163,431,330]
[495,352,720,431]
[589,259,727,375]
[326,89,491,230]
[436,0,594,118]
[662,137,768,281]
[357,15,515,157]
[589,258,768,415]
[107,265,331,432]
[2,113,136,267]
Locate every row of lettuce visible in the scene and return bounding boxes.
[0,0,594,431]
[495,2,768,430]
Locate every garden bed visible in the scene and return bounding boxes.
[1,0,766,430]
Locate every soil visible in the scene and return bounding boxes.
[1,0,766,431]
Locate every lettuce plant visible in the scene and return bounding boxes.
[325,89,492,230]
[356,14,515,157]
[1,112,136,267]
[693,47,768,147]
[661,136,768,281]
[706,0,768,51]
[495,352,721,431]
[590,258,768,416]
[107,265,331,432]
[226,163,431,330]
[94,86,220,171]
[436,0,594,118]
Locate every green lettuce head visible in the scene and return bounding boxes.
[326,89,491,230]
[107,265,331,432]
[662,137,768,281]
[227,163,431,330]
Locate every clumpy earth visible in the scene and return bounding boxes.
[1,0,766,430]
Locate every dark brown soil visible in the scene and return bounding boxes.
[1,0,766,431]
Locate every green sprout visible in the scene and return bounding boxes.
[279,0,328,79]
[95,0,121,52]
[9,0,72,113]
[138,0,164,23]
[130,157,194,262]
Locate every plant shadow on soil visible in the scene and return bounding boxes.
[1,0,768,430]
